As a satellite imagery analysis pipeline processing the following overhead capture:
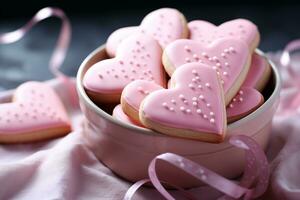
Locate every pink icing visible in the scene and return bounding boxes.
[141,63,226,136]
[83,33,165,94]
[227,87,263,120]
[106,26,138,57]
[112,104,143,127]
[122,80,163,112]
[140,8,186,48]
[164,38,250,96]
[0,81,70,134]
[105,8,187,56]
[242,53,269,89]
[188,19,259,49]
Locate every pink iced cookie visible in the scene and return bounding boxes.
[112,104,143,127]
[0,81,71,143]
[83,34,166,103]
[140,63,227,143]
[121,80,163,122]
[242,53,271,91]
[227,87,264,123]
[140,8,188,48]
[106,26,138,57]
[163,38,251,105]
[105,8,188,57]
[188,19,260,51]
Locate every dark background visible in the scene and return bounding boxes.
[0,1,300,90]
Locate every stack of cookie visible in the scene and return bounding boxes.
[83,8,271,143]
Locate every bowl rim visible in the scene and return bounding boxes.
[76,46,281,137]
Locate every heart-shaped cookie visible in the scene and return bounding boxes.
[106,8,189,57]
[188,19,260,51]
[113,104,143,127]
[121,80,163,122]
[163,38,251,104]
[0,81,71,143]
[83,34,166,103]
[227,87,264,123]
[106,26,138,57]
[140,63,227,143]
[242,53,271,91]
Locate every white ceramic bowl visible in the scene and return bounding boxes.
[77,46,280,188]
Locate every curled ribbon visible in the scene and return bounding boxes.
[124,135,269,200]
[268,39,300,115]
[0,7,77,106]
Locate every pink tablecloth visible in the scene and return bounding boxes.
[0,68,299,200]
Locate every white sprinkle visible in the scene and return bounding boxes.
[137,86,143,92]
[183,100,189,104]
[233,98,237,102]
[179,94,185,99]
[185,57,191,63]
[171,99,176,104]
[210,112,214,116]
[229,46,236,53]
[202,52,208,57]
[189,83,195,89]
[205,83,210,88]
[223,71,228,76]
[186,109,191,113]
[197,109,202,114]
[199,95,204,100]
[203,114,208,119]
[192,70,198,75]
[192,97,197,101]
[229,104,234,108]
[180,106,185,111]
[206,103,211,107]
[169,107,174,111]
[162,102,168,107]
[239,90,244,95]
[239,97,244,102]
[184,45,191,52]
[198,85,203,89]
[193,102,198,106]
[210,118,215,123]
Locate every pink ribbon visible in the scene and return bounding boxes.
[124,135,269,200]
[0,7,77,106]
[268,39,300,115]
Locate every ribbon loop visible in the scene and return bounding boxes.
[124,135,270,200]
[0,7,77,106]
